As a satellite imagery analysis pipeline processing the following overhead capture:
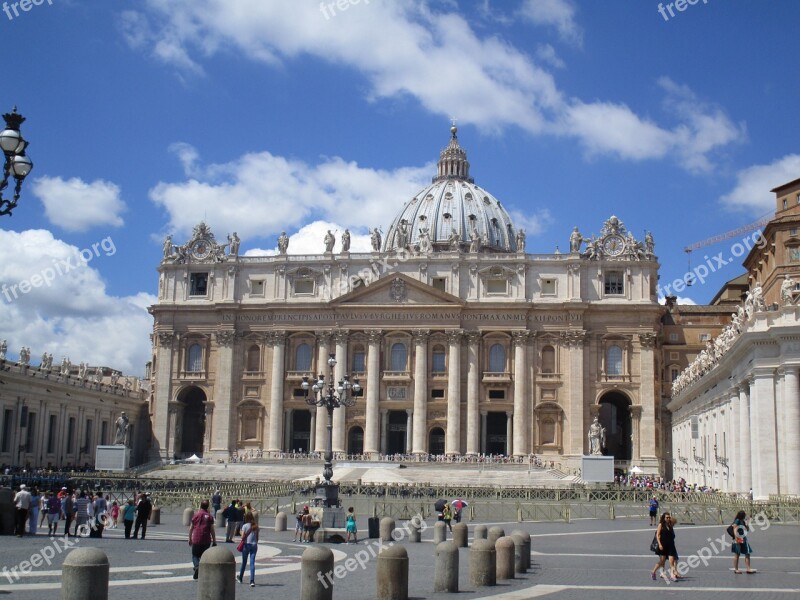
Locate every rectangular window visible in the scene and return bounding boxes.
[84,419,93,451]
[431,277,447,292]
[47,415,57,454]
[352,351,365,373]
[294,279,314,295]
[487,279,507,294]
[669,333,679,342]
[691,415,699,439]
[791,247,800,262]
[293,388,306,398]
[431,389,445,399]
[670,367,680,382]
[699,333,710,342]
[26,412,36,451]
[251,279,265,296]
[67,417,76,453]
[796,192,800,205]
[669,352,679,360]
[189,272,208,296]
[1,409,12,453]
[604,271,624,295]
[431,351,446,373]
[541,278,556,295]
[101,421,108,446]
[488,389,505,400]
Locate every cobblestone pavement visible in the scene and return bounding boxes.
[0,511,797,599]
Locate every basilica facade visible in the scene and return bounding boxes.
[149,128,664,473]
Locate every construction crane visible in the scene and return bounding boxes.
[682,213,772,286]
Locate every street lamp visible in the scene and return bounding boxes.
[302,353,360,508]
[0,107,34,217]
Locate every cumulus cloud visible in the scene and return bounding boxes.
[721,154,800,213]
[0,229,153,375]
[245,220,373,256]
[122,1,742,174]
[151,144,431,242]
[31,176,126,232]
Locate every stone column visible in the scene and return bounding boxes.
[267,332,286,453]
[637,333,657,462]
[750,369,778,500]
[213,330,236,455]
[729,386,740,492]
[314,331,332,453]
[405,409,413,453]
[784,366,800,496]
[512,331,529,456]
[284,409,293,451]
[505,412,513,456]
[309,409,316,453]
[153,332,175,461]
[412,330,429,454]
[332,331,350,453]
[629,405,642,464]
[465,332,481,455]
[365,330,382,455]
[480,411,488,454]
[380,409,389,455]
[446,330,463,455]
[738,381,752,494]
[563,330,586,456]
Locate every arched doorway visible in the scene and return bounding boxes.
[348,426,364,455]
[177,386,207,457]
[598,391,631,461]
[429,427,445,455]
[291,410,311,453]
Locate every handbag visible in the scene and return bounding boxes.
[236,537,245,552]
[726,524,735,539]
[649,535,659,553]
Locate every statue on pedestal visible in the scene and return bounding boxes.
[278,231,289,254]
[341,229,351,252]
[114,412,129,446]
[324,230,335,253]
[370,228,382,251]
[588,416,606,455]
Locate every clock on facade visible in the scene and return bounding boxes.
[191,239,212,260]
[603,234,625,256]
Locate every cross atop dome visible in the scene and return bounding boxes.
[433,124,473,183]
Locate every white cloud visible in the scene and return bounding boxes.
[0,229,153,375]
[245,220,373,256]
[508,208,552,238]
[151,144,431,243]
[124,1,743,174]
[535,44,565,69]
[31,176,126,233]
[659,295,696,305]
[721,154,800,213]
[518,0,583,47]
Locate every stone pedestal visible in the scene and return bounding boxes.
[581,456,614,482]
[95,445,130,471]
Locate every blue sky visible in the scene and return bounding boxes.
[1,0,798,375]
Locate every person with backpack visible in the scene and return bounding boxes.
[189,499,216,581]
[237,512,259,587]
[730,510,755,574]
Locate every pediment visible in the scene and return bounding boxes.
[332,274,464,306]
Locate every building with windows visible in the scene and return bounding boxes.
[149,128,664,473]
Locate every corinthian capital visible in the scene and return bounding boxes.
[638,332,658,349]
[446,329,464,345]
[413,329,430,344]
[215,330,236,347]
[157,331,175,347]
[365,329,383,345]
[512,330,530,346]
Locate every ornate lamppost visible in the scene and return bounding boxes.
[0,107,34,216]
[302,353,360,508]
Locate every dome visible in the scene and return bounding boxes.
[383,127,520,254]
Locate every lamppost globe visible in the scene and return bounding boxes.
[11,153,32,179]
[0,107,33,217]
[0,128,23,154]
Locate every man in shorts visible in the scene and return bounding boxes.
[648,495,659,526]
[45,491,61,536]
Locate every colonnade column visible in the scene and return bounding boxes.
[380,409,388,455]
[284,409,293,451]
[629,405,642,464]
[750,369,778,500]
[512,331,529,456]
[505,412,513,456]
[314,331,332,453]
[405,409,413,453]
[213,330,236,455]
[563,330,586,456]
[729,387,740,492]
[364,330,382,456]
[737,381,752,494]
[465,332,481,455]
[309,409,316,453]
[445,329,463,455]
[332,330,349,453]
[637,333,657,462]
[411,329,429,454]
[267,331,286,453]
[153,332,175,461]
[783,366,800,496]
[480,411,488,454]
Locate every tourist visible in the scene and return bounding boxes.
[730,510,755,574]
[28,487,42,534]
[13,484,31,537]
[301,506,314,543]
[122,498,136,539]
[134,492,152,539]
[109,500,119,529]
[45,490,61,536]
[345,507,358,544]
[211,490,222,518]
[442,502,453,532]
[650,511,679,581]
[237,512,259,587]
[223,500,242,543]
[189,499,216,581]
[74,490,90,536]
[62,490,75,536]
[648,495,659,526]
[293,507,304,542]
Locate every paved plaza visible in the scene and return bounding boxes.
[0,508,797,599]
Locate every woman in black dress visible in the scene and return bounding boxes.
[650,511,679,581]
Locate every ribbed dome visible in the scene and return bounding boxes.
[383,128,519,254]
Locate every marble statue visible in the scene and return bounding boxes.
[324,230,335,253]
[114,412,129,446]
[0,340,6,359]
[448,230,461,250]
[60,357,71,376]
[469,229,480,253]
[645,231,655,257]
[110,371,120,386]
[162,235,173,259]
[341,229,351,252]
[569,227,582,253]
[228,232,240,256]
[396,220,410,249]
[19,347,30,365]
[418,226,431,253]
[588,416,606,455]
[370,228,382,251]
[516,228,526,252]
[278,231,289,254]
[781,276,796,305]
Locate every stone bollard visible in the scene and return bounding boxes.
[62,547,109,600]
[434,541,459,592]
[376,544,409,600]
[182,507,195,527]
[510,533,526,574]
[469,538,496,588]
[379,517,396,543]
[511,529,531,571]
[300,545,334,600]
[495,536,515,580]
[487,526,505,546]
[149,507,161,525]
[215,510,225,527]
[275,511,287,532]
[452,522,468,548]
[408,519,422,543]
[474,524,488,541]
[197,546,235,600]
[433,521,447,544]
